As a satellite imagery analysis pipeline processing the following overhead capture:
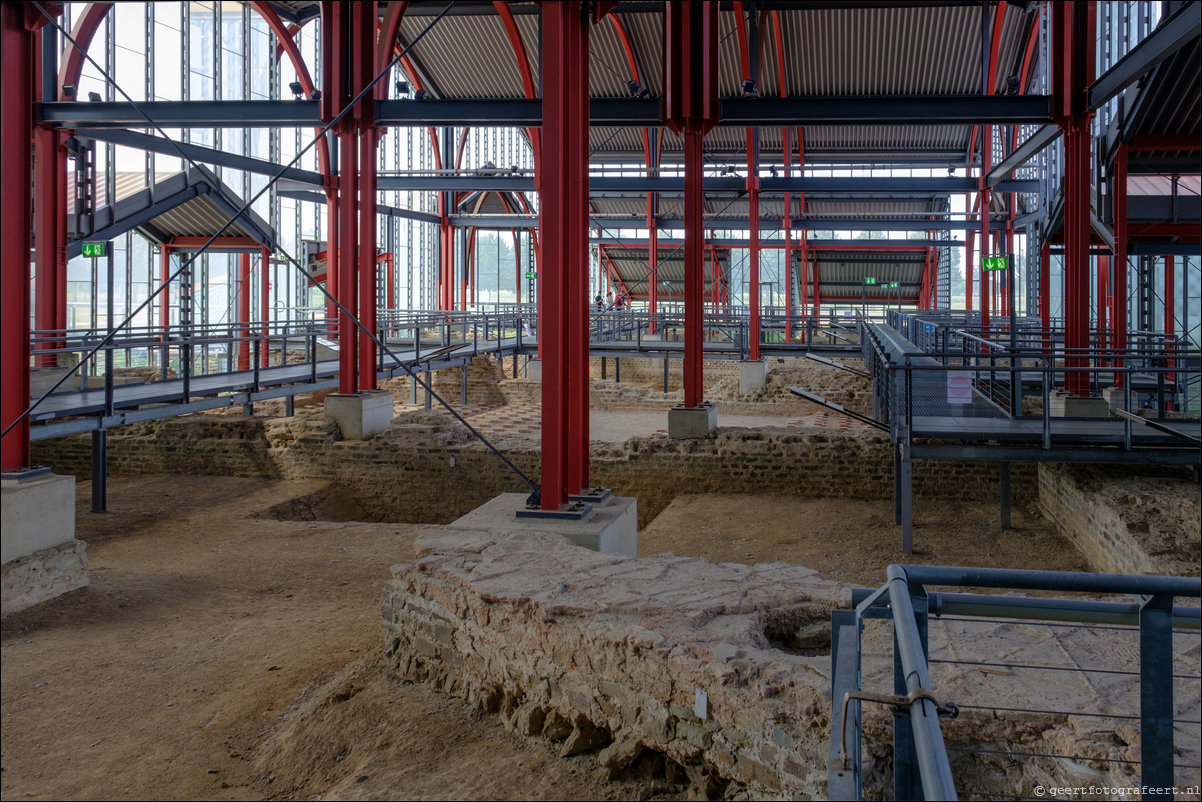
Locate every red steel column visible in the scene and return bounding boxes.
[663,1,719,409]
[358,128,378,391]
[1062,114,1091,396]
[1054,0,1095,397]
[337,128,359,392]
[1039,240,1051,350]
[747,135,761,361]
[238,252,252,371]
[812,263,821,319]
[1165,255,1175,402]
[979,134,992,328]
[783,144,793,340]
[646,194,657,334]
[34,125,60,367]
[260,246,270,368]
[539,0,590,509]
[159,246,171,333]
[55,131,67,337]
[386,254,396,310]
[1164,256,1175,337]
[683,130,705,407]
[1113,144,1128,386]
[1,3,45,471]
[966,224,975,311]
[325,176,339,335]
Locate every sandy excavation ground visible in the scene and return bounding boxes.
[1,469,1092,801]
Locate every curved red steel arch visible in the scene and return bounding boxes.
[57,2,112,100]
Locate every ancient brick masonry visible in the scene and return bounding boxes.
[1038,464,1200,576]
[383,527,848,797]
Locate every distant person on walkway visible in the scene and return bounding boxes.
[605,290,614,311]
[614,293,626,311]
[594,294,604,313]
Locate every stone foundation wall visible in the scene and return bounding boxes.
[383,527,846,797]
[1037,464,1200,576]
[33,414,1037,528]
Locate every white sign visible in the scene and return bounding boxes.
[947,372,972,404]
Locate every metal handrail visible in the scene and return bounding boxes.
[833,565,1202,800]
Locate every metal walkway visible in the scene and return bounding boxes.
[860,319,1201,556]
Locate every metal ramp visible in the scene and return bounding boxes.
[788,387,888,431]
[802,352,871,379]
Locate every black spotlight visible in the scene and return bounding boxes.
[310,89,322,101]
[88,91,102,102]
[769,165,778,178]
[741,78,757,96]
[289,80,303,98]
[395,80,410,97]
[62,84,76,98]
[413,89,427,100]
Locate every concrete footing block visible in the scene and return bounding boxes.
[324,390,394,440]
[668,402,717,439]
[446,492,638,556]
[1048,391,1111,418]
[526,359,542,381]
[2,471,87,616]
[739,359,768,394]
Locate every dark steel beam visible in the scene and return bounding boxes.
[39,94,1054,129]
[78,127,324,186]
[912,444,1201,465]
[721,94,1052,125]
[69,185,205,258]
[593,237,961,248]
[40,99,323,128]
[277,189,441,225]
[378,174,1038,193]
[1088,2,1202,110]
[457,215,998,231]
[985,123,1060,188]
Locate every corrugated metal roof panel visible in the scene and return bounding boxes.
[149,193,255,240]
[399,13,528,99]
[602,245,729,298]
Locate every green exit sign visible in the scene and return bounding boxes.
[524,272,536,279]
[864,277,877,285]
[889,282,900,288]
[983,255,1009,271]
[81,242,107,258]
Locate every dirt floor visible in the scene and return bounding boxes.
[1,471,1090,801]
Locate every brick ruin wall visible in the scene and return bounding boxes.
[383,527,847,798]
[1037,463,1200,577]
[382,526,1169,799]
[31,355,1197,569]
[33,411,1036,530]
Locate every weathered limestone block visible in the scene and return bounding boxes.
[383,527,847,797]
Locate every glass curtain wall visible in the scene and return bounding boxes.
[59,1,519,361]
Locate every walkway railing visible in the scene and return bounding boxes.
[831,566,1202,800]
[861,319,1201,445]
